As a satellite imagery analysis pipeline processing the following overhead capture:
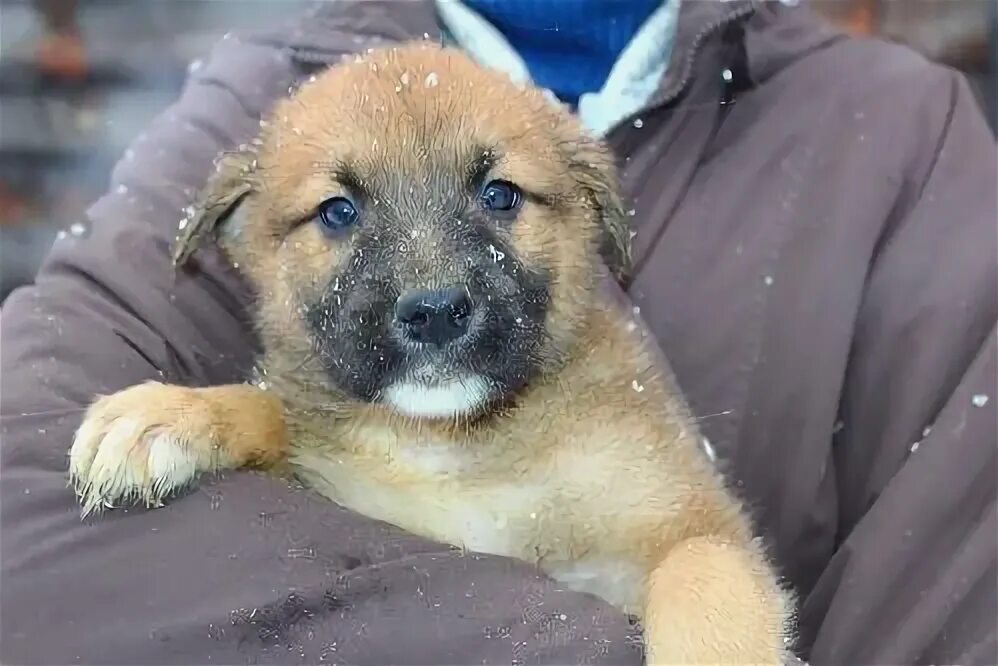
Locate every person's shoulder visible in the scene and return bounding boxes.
[805,32,986,173]
[748,7,981,168]
[750,5,966,110]
[237,0,438,56]
[814,33,963,106]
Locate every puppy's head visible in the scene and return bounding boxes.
[176,44,629,420]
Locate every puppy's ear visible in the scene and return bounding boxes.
[573,150,633,287]
[172,147,257,267]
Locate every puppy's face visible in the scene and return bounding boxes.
[177,44,628,420]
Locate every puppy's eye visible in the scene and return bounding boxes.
[480,180,523,213]
[317,197,360,232]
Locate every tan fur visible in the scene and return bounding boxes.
[69,382,288,516]
[70,44,794,664]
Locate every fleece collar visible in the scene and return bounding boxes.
[458,0,662,107]
[435,0,682,137]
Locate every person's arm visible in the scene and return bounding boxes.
[0,27,641,666]
[802,66,997,664]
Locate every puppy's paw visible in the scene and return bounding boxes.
[68,382,220,517]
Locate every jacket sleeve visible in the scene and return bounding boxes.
[0,25,644,666]
[805,66,997,665]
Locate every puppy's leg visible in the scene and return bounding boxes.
[69,381,287,517]
[642,536,793,665]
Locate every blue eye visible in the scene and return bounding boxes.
[480,180,523,213]
[317,197,359,231]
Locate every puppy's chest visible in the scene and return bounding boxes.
[290,427,651,613]
[291,435,550,559]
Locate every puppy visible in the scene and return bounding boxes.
[69,43,795,664]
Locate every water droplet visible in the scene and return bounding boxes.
[763,275,774,286]
[56,230,68,241]
[631,379,645,393]
[187,59,203,74]
[424,72,439,88]
[972,394,989,407]
[632,118,644,129]
[69,222,87,237]
[909,441,921,453]
[626,208,636,216]
[721,68,733,83]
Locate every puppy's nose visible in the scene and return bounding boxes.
[395,286,473,345]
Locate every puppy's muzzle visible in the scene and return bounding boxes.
[395,286,473,345]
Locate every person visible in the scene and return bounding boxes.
[2,1,995,664]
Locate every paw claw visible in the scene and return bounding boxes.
[68,387,211,518]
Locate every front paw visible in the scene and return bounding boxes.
[68,382,219,517]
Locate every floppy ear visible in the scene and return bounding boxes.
[171,148,258,267]
[572,150,633,288]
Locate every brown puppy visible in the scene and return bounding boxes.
[69,43,794,664]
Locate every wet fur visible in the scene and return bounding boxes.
[70,44,795,664]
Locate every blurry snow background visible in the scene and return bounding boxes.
[0,0,311,300]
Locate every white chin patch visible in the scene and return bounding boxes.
[382,375,490,419]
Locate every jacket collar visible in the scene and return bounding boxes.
[435,0,683,137]
[275,0,840,120]
[281,0,746,94]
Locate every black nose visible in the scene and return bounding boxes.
[395,286,473,345]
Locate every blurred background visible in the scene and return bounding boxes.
[0,0,995,302]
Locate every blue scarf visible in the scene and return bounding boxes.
[462,0,662,106]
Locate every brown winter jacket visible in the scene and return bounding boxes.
[2,2,996,664]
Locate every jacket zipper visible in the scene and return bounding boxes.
[628,0,760,123]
